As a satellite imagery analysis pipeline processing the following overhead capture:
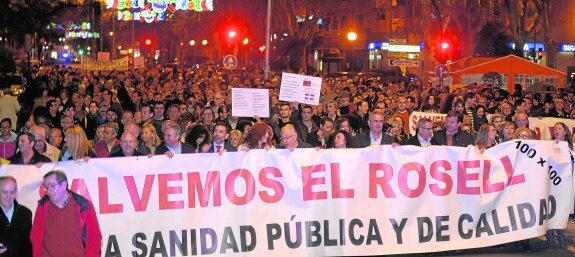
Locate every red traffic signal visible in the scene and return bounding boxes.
[145,39,152,46]
[228,30,237,39]
[441,42,450,50]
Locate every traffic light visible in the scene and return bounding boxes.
[537,48,543,60]
[228,30,237,39]
[441,41,450,51]
[145,38,152,46]
[529,48,535,60]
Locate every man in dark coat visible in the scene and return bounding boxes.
[0,176,33,257]
[432,111,474,147]
[207,122,237,153]
[402,118,439,146]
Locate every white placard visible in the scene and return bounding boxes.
[133,56,145,69]
[231,88,270,118]
[279,72,322,105]
[97,52,110,61]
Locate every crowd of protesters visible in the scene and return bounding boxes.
[0,63,574,252]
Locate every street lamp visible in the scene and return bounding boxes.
[189,40,195,46]
[347,32,357,41]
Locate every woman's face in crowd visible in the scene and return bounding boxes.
[334,132,347,149]
[340,121,351,134]
[229,133,241,148]
[141,128,152,142]
[554,124,567,141]
[502,125,515,138]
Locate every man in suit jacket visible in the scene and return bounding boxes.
[402,118,439,147]
[93,122,120,157]
[279,124,312,150]
[154,123,195,156]
[209,122,237,153]
[110,131,146,157]
[354,110,394,148]
[432,111,475,147]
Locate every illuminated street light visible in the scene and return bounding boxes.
[202,40,208,46]
[347,32,357,41]
[109,31,114,37]
[117,45,122,50]
[190,40,195,46]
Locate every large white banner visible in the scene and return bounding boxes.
[529,117,575,140]
[2,141,573,256]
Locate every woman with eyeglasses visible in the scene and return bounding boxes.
[513,127,533,140]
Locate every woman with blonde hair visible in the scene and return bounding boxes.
[59,125,96,161]
[228,129,243,149]
[238,122,275,151]
[474,123,497,153]
[499,121,516,143]
[513,127,533,140]
[141,123,161,154]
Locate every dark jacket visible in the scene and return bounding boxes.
[432,128,475,147]
[154,142,196,155]
[109,148,146,157]
[7,150,51,165]
[0,201,32,257]
[306,129,329,148]
[58,147,98,161]
[278,141,313,149]
[109,143,151,156]
[401,135,439,146]
[207,142,237,153]
[354,130,396,148]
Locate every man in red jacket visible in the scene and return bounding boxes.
[30,170,102,257]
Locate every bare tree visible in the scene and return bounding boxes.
[501,0,540,56]
[274,0,324,73]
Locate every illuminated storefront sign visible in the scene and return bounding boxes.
[368,42,389,50]
[508,42,545,52]
[388,44,421,52]
[48,22,100,39]
[560,44,575,52]
[106,0,214,23]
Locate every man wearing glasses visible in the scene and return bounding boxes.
[402,118,438,147]
[31,170,102,257]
